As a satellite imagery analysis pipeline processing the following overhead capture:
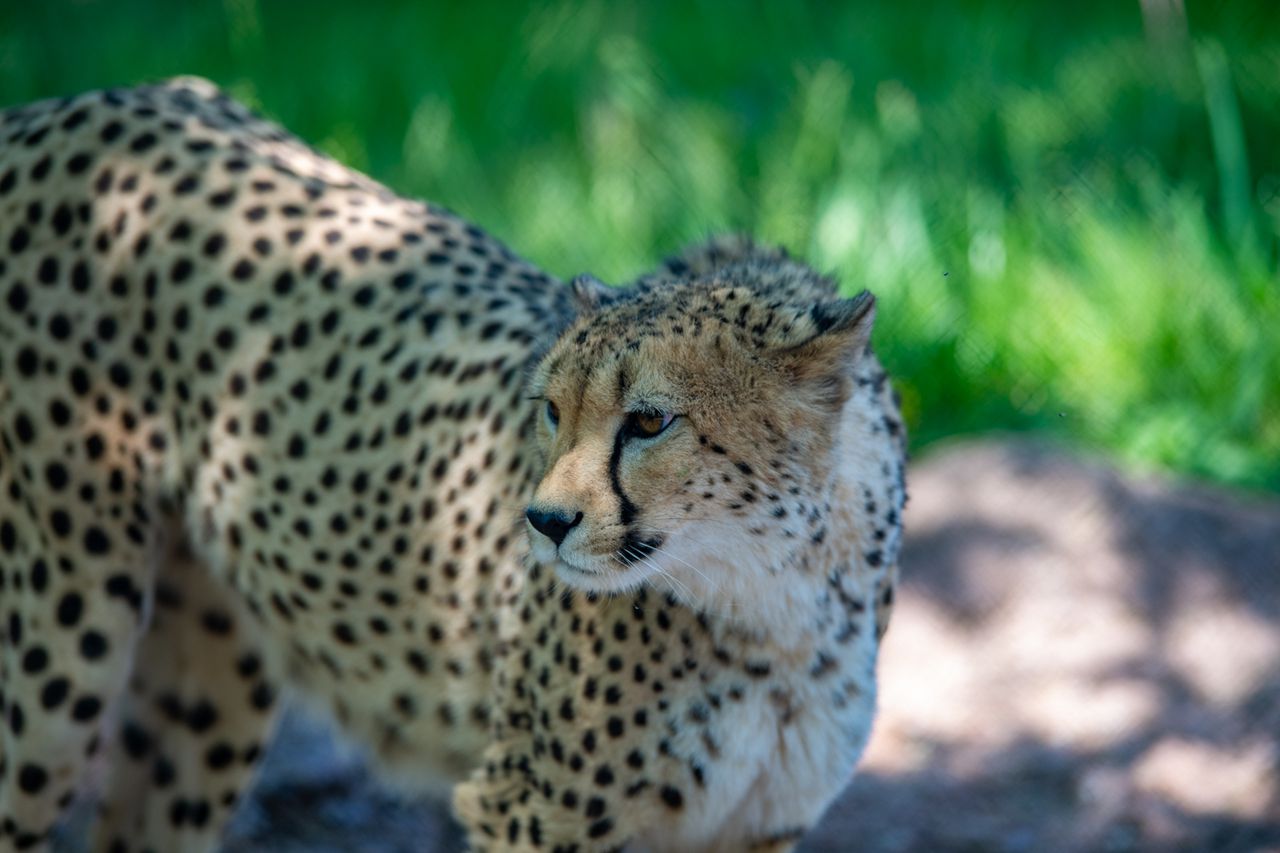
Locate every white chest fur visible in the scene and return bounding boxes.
[634,615,880,853]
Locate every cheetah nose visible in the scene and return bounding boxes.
[525,507,583,547]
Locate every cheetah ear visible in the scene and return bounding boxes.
[779,290,876,412]
[570,273,616,315]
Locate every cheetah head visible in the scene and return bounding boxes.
[524,257,877,621]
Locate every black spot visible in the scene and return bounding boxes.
[95,316,118,341]
[15,347,38,377]
[80,630,109,660]
[49,314,72,339]
[660,785,684,809]
[121,721,153,759]
[171,258,194,283]
[67,152,93,174]
[205,742,235,771]
[9,225,31,253]
[51,203,74,235]
[56,592,84,626]
[50,509,72,537]
[187,701,218,733]
[17,764,48,794]
[129,131,158,153]
[202,610,233,635]
[37,256,58,284]
[108,362,132,390]
[273,270,295,295]
[23,558,45,591]
[6,281,30,312]
[153,756,176,787]
[84,526,112,555]
[72,695,103,722]
[31,155,52,181]
[61,107,91,130]
[21,647,49,674]
[250,682,275,711]
[41,677,70,709]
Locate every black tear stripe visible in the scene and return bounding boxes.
[608,394,668,566]
[608,428,638,525]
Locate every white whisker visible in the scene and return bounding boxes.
[620,545,694,603]
[646,544,716,589]
[627,545,702,608]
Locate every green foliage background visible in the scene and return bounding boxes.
[4,1,1278,490]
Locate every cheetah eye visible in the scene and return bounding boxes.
[625,411,676,439]
[545,400,560,428]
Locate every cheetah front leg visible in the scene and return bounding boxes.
[454,737,647,853]
[91,546,281,853]
[0,463,154,852]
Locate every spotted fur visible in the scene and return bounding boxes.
[0,79,905,852]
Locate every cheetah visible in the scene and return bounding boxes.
[0,79,905,852]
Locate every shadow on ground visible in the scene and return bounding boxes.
[220,439,1280,852]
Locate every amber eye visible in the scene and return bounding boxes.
[546,400,560,427]
[626,411,675,439]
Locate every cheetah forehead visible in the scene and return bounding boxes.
[534,262,865,397]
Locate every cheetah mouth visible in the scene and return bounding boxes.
[551,555,654,594]
[552,558,604,589]
[554,557,598,576]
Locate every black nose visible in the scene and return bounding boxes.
[525,507,583,547]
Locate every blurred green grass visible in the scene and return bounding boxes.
[3,1,1278,490]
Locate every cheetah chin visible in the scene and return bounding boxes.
[553,559,650,594]
[0,79,905,853]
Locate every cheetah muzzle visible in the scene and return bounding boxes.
[0,79,905,853]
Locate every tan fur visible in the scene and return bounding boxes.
[0,80,904,853]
